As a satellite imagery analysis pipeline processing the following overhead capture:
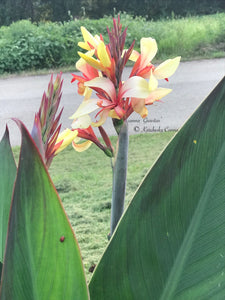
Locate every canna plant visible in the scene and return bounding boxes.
[1,15,225,300]
[56,16,181,236]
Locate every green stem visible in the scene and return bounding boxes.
[110,120,129,236]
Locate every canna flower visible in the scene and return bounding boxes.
[77,19,135,88]
[130,71,172,118]
[71,52,100,99]
[57,17,180,157]
[129,37,158,78]
[54,128,93,154]
[55,126,114,157]
[70,77,124,129]
[78,41,116,84]
[130,37,181,84]
[70,74,172,127]
[54,128,78,155]
[75,126,114,157]
[70,77,133,128]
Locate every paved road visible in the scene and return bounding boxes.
[0,58,225,146]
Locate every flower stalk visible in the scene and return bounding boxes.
[110,120,129,237]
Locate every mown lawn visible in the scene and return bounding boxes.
[47,131,175,280]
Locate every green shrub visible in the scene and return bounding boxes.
[0,13,224,74]
[0,20,66,73]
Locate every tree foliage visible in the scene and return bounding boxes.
[0,0,224,26]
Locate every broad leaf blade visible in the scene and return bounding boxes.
[0,123,89,300]
[0,127,17,264]
[89,77,225,299]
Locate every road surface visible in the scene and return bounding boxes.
[0,58,224,146]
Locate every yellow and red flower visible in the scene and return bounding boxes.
[130,37,181,83]
[70,71,173,127]
[71,52,100,100]
[78,41,116,84]
[54,126,113,157]
[56,17,180,156]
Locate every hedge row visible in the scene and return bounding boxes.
[0,13,224,74]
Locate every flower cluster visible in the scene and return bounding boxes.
[56,16,180,157]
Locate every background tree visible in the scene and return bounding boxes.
[0,0,224,26]
[2,0,34,25]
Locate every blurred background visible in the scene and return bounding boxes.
[0,0,224,24]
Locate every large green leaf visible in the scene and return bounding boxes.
[0,127,17,265]
[89,77,225,299]
[0,123,89,300]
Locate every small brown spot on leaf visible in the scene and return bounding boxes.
[60,236,65,242]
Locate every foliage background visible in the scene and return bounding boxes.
[0,0,224,25]
[0,13,224,74]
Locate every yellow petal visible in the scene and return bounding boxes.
[76,57,86,71]
[131,98,146,115]
[145,88,172,104]
[78,52,104,71]
[72,140,93,152]
[83,87,92,100]
[92,109,109,127]
[73,136,81,143]
[140,37,158,67]
[94,34,101,42]
[55,129,78,154]
[76,50,95,71]
[80,26,99,49]
[154,56,181,79]
[85,77,116,100]
[140,107,148,118]
[108,109,121,119]
[71,115,92,129]
[97,41,111,68]
[78,41,90,51]
[148,71,158,91]
[70,99,99,120]
[128,50,140,62]
[121,76,149,99]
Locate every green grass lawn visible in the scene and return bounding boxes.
[47,131,175,281]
